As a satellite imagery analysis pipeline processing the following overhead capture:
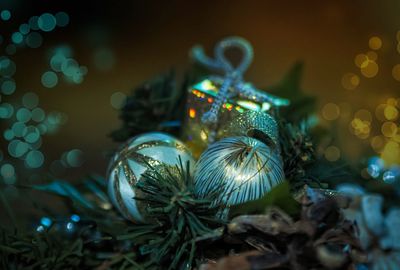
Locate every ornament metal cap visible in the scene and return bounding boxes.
[223,111,279,148]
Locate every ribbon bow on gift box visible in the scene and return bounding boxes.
[191,36,290,124]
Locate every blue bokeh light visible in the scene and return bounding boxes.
[25,32,43,48]
[16,108,32,122]
[19,23,30,35]
[0,10,11,21]
[41,71,58,88]
[32,108,45,122]
[22,92,39,109]
[11,32,23,44]
[40,217,52,227]
[1,79,16,95]
[38,13,56,32]
[25,150,44,168]
[1,163,15,178]
[55,12,69,27]
[70,214,80,222]
[0,103,14,118]
[29,16,39,30]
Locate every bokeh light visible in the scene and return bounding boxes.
[41,71,58,88]
[48,48,88,84]
[28,16,39,30]
[350,117,371,139]
[384,105,398,120]
[366,51,378,61]
[25,150,44,168]
[341,73,359,90]
[369,36,382,50]
[0,57,17,77]
[16,108,32,122]
[0,10,11,21]
[66,149,85,167]
[4,129,14,141]
[12,122,27,137]
[32,108,45,122]
[110,92,126,109]
[381,141,400,166]
[321,103,340,120]
[354,53,368,68]
[371,135,386,153]
[38,13,57,32]
[8,140,29,158]
[324,145,341,161]
[1,79,16,95]
[392,64,400,81]
[25,32,43,48]
[381,121,397,137]
[22,92,39,109]
[360,60,378,78]
[1,163,15,178]
[0,103,14,119]
[55,12,69,27]
[19,23,30,35]
[40,217,52,227]
[11,32,23,44]
[24,126,40,143]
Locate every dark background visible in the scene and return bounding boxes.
[1,0,399,184]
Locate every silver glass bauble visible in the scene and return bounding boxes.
[194,136,285,206]
[107,132,195,222]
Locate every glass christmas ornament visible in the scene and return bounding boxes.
[194,136,285,206]
[107,132,195,222]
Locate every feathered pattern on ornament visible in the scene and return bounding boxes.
[194,136,285,205]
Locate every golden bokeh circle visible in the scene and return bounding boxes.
[361,61,378,78]
[366,51,378,61]
[369,36,382,50]
[375,104,387,122]
[341,73,360,90]
[354,54,368,68]
[322,103,340,120]
[384,105,398,120]
[392,64,400,81]
[370,135,386,153]
[381,122,398,137]
[381,141,400,166]
[324,146,341,162]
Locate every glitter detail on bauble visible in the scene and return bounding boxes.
[223,111,279,147]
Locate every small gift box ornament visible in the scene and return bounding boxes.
[183,36,290,156]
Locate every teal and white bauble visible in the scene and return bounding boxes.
[194,136,285,206]
[107,132,195,222]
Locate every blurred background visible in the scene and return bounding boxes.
[0,0,399,192]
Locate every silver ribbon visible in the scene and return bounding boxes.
[192,36,290,124]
